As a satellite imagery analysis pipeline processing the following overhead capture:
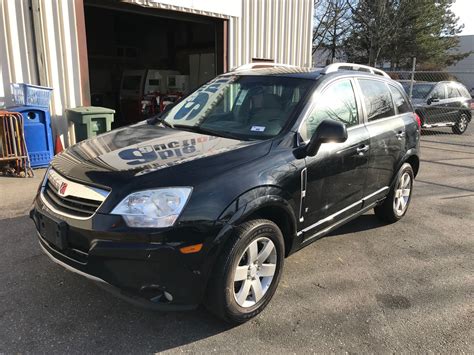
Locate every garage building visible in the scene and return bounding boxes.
[0,0,314,147]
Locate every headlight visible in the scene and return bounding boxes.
[111,187,192,228]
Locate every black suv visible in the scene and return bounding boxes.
[400,81,472,134]
[31,63,420,323]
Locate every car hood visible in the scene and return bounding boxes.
[51,122,270,188]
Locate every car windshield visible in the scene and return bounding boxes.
[401,82,435,99]
[160,75,314,140]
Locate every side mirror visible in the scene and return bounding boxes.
[305,119,348,157]
[427,97,440,105]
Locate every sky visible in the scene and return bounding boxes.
[452,0,474,36]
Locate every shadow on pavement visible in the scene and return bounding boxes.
[0,216,234,353]
[416,179,474,193]
[420,159,474,170]
[421,139,474,148]
[420,129,453,136]
[326,213,386,238]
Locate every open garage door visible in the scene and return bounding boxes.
[83,1,226,127]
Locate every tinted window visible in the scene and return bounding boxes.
[447,84,461,99]
[401,82,435,99]
[359,80,395,121]
[431,84,446,100]
[389,85,411,114]
[458,85,471,98]
[300,79,359,141]
[161,75,313,140]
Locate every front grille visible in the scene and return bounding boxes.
[41,169,109,218]
[43,181,101,217]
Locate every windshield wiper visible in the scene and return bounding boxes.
[147,115,174,128]
[160,119,174,128]
[172,124,243,140]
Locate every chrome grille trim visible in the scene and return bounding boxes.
[47,169,109,201]
[40,169,110,220]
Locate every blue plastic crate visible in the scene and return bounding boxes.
[11,83,53,108]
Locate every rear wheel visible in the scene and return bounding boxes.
[452,113,469,134]
[374,163,414,223]
[205,219,284,323]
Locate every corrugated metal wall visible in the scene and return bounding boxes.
[31,0,85,147]
[1,0,314,147]
[0,0,85,147]
[121,0,314,69]
[0,0,38,107]
[122,0,241,19]
[229,0,314,69]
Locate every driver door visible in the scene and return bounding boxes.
[298,78,370,240]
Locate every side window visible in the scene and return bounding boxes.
[389,85,412,114]
[431,84,446,100]
[359,79,395,121]
[458,85,470,98]
[447,84,461,99]
[300,79,359,141]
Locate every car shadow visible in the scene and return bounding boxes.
[326,213,386,237]
[421,129,453,136]
[0,216,235,353]
[1,212,391,353]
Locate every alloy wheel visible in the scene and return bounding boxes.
[233,237,277,308]
[393,172,412,216]
[458,114,468,132]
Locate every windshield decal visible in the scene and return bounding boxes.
[94,132,242,173]
[117,135,219,166]
[171,77,236,124]
[250,126,266,132]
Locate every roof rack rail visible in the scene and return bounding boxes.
[322,63,390,78]
[231,62,297,72]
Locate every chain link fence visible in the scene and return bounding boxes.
[385,70,474,136]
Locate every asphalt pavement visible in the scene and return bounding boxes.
[0,126,473,353]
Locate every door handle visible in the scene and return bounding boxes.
[356,144,369,154]
[396,131,405,139]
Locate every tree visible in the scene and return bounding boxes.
[312,0,332,54]
[312,0,355,63]
[406,0,469,69]
[344,0,400,67]
[345,0,469,69]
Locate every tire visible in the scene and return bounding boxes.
[374,163,414,223]
[205,219,285,323]
[452,113,469,134]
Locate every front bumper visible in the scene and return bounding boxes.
[36,231,196,310]
[31,195,225,309]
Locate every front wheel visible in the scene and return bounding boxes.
[205,219,284,323]
[452,113,469,134]
[374,163,414,223]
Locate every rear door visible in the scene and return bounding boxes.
[445,83,464,122]
[356,78,406,204]
[299,78,370,237]
[425,83,447,124]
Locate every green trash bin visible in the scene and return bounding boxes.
[66,106,115,142]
